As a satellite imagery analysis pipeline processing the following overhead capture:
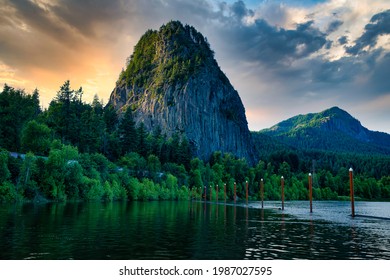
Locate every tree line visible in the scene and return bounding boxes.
[0,82,389,203]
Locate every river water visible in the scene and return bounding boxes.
[0,200,389,259]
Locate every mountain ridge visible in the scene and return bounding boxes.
[259,106,390,155]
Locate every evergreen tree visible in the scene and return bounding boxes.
[177,137,192,169]
[137,122,148,157]
[103,105,118,134]
[118,108,137,155]
[0,85,41,151]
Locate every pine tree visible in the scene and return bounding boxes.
[118,108,137,155]
[137,122,148,157]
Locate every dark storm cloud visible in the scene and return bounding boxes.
[346,9,390,55]
[371,52,390,93]
[326,20,343,34]
[230,0,254,20]
[211,2,389,102]
[0,0,329,71]
[50,0,129,38]
[8,0,67,37]
[338,35,348,45]
[216,17,328,67]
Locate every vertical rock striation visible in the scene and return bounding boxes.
[108,21,256,164]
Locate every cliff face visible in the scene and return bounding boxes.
[108,21,256,164]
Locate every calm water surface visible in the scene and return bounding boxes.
[0,200,389,259]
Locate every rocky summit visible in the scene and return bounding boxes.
[107,21,256,164]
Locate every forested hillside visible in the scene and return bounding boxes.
[1,83,389,203]
[260,107,390,155]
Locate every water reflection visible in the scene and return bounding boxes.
[0,201,389,260]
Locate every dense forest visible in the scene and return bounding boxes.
[0,82,389,203]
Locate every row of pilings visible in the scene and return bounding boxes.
[193,168,356,217]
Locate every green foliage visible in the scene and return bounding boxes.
[259,107,390,155]
[119,20,219,99]
[45,81,105,155]
[18,152,38,199]
[118,107,137,155]
[1,82,389,204]
[85,177,104,201]
[121,29,158,88]
[0,181,17,203]
[138,178,159,201]
[127,177,142,200]
[0,151,11,184]
[103,181,114,201]
[190,169,203,189]
[0,85,40,151]
[63,161,84,199]
[21,120,51,155]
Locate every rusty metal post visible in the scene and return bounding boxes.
[216,184,219,203]
[349,168,355,217]
[281,176,285,211]
[309,173,313,213]
[234,182,236,203]
[245,181,248,205]
[260,178,264,209]
[210,185,212,201]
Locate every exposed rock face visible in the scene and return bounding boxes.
[108,21,256,164]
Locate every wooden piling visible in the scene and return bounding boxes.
[349,168,355,217]
[281,176,285,211]
[234,182,236,203]
[245,181,248,205]
[308,173,313,213]
[260,179,264,209]
[216,185,219,203]
[210,185,212,201]
[224,183,226,203]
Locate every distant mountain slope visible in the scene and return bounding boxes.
[260,107,390,155]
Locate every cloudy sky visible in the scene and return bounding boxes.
[1,0,389,133]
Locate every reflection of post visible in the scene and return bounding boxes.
[309,173,313,213]
[281,176,285,211]
[281,212,285,234]
[204,186,206,214]
[349,168,355,217]
[234,204,236,223]
[234,182,237,203]
[246,180,248,205]
[210,200,212,219]
[260,179,264,209]
[224,203,226,225]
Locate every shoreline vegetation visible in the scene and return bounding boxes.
[1,83,390,204]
